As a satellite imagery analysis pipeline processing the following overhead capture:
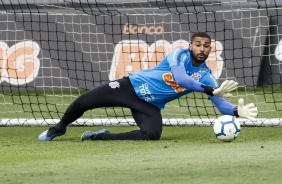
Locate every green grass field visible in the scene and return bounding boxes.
[1,126,282,184]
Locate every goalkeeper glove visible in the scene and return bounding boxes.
[201,80,238,98]
[234,98,258,122]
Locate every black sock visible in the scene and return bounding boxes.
[54,121,69,131]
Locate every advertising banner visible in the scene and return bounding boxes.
[0,3,276,90]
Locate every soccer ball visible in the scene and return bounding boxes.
[213,115,241,142]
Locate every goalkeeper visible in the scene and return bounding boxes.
[38,32,258,141]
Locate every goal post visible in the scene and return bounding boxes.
[0,0,281,126]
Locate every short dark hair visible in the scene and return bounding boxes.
[191,32,211,43]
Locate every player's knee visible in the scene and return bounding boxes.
[142,130,161,140]
[149,134,161,140]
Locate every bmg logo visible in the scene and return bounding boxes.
[0,41,40,85]
[109,40,223,80]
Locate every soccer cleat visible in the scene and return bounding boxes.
[81,129,110,141]
[37,127,66,141]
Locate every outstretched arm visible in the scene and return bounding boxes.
[210,96,258,121]
[210,96,237,116]
[171,65,204,92]
[171,65,238,97]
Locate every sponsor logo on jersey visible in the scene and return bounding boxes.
[139,83,154,101]
[163,72,185,93]
[109,81,120,89]
[199,68,206,72]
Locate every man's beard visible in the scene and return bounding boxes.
[190,50,208,64]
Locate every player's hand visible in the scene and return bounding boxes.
[237,98,258,122]
[212,80,238,98]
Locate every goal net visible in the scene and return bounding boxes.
[0,0,281,126]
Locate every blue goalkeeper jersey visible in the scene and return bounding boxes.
[128,48,218,109]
